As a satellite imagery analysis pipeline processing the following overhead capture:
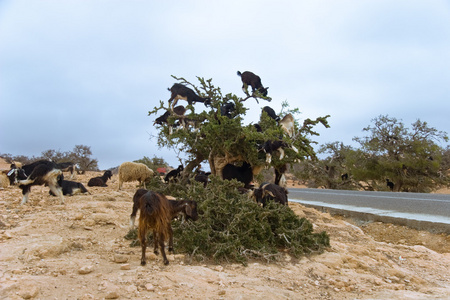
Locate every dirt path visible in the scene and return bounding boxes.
[1,172,449,299]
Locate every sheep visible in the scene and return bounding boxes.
[386,179,395,191]
[118,162,154,190]
[7,160,64,205]
[168,83,212,110]
[87,170,112,187]
[129,189,199,265]
[262,106,280,122]
[164,165,184,183]
[250,182,288,207]
[49,180,89,196]
[237,71,269,97]
[222,161,254,189]
[279,113,295,137]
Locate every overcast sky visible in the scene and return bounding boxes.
[1,1,449,170]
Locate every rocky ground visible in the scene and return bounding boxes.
[0,171,449,299]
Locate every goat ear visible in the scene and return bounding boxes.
[185,203,192,217]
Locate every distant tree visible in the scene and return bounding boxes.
[352,115,448,192]
[293,142,360,190]
[68,145,98,173]
[133,156,168,172]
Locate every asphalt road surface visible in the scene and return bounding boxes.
[288,188,450,228]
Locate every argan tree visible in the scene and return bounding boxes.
[139,75,331,263]
[352,115,448,192]
[149,76,330,181]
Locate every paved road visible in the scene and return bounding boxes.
[287,188,450,232]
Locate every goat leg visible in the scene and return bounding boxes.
[168,224,174,253]
[159,234,169,265]
[153,229,159,255]
[140,230,147,266]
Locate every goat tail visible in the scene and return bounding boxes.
[237,71,242,77]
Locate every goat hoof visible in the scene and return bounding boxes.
[168,247,174,253]
[141,260,146,266]
[164,260,169,265]
[154,251,159,255]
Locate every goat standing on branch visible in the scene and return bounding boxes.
[168,83,211,110]
[237,71,269,97]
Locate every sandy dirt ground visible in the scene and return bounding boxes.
[0,171,449,300]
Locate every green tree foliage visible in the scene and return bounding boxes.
[149,76,330,179]
[298,115,449,192]
[126,177,330,264]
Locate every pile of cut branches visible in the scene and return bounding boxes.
[125,176,329,264]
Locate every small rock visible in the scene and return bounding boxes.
[113,254,129,263]
[145,283,155,291]
[104,291,120,299]
[218,290,226,295]
[78,265,94,274]
[120,263,131,270]
[18,284,39,299]
[215,266,224,272]
[74,213,83,220]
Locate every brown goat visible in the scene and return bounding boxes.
[130,189,199,265]
[131,189,172,265]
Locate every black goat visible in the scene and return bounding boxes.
[386,179,395,191]
[49,180,89,196]
[220,102,236,119]
[194,170,211,187]
[237,71,268,97]
[251,182,288,207]
[7,160,64,205]
[259,140,288,164]
[130,189,198,265]
[164,165,184,183]
[262,106,280,122]
[222,161,253,189]
[168,83,211,109]
[87,170,112,187]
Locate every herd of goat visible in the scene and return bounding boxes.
[4,70,294,265]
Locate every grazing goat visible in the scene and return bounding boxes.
[50,180,89,196]
[154,106,187,126]
[168,83,211,109]
[222,161,253,189]
[130,189,199,265]
[55,162,76,179]
[262,106,280,122]
[279,113,295,137]
[220,102,236,119]
[164,165,184,183]
[251,182,288,207]
[259,140,288,164]
[237,71,268,97]
[386,179,395,191]
[87,170,113,187]
[118,162,154,190]
[274,164,288,188]
[194,170,211,187]
[7,160,64,205]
